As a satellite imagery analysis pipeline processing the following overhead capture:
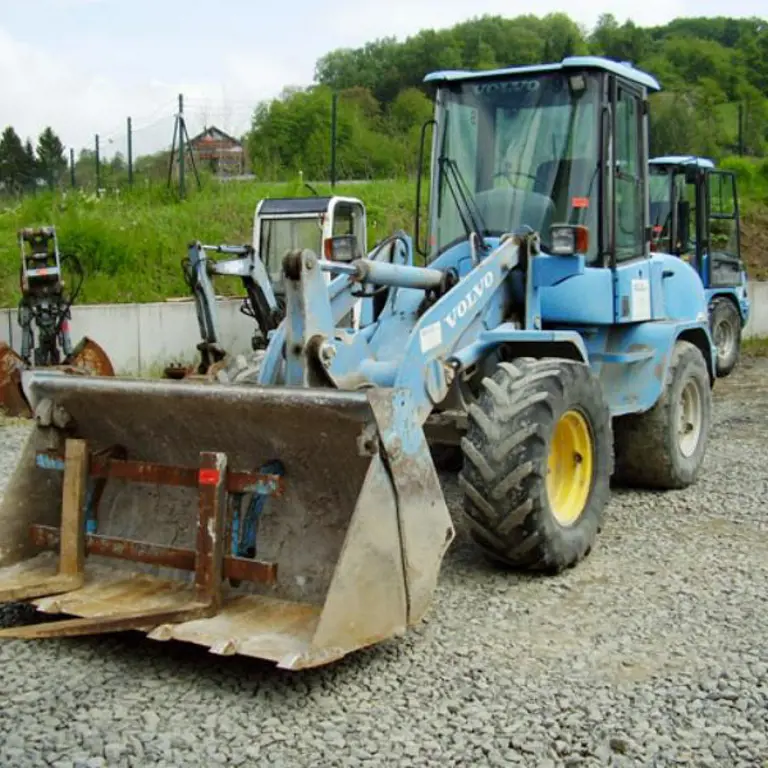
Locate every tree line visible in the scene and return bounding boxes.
[2,13,767,194]
[249,13,768,180]
[0,126,68,194]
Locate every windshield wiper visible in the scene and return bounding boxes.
[438,156,490,252]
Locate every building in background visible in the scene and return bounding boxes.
[187,126,246,177]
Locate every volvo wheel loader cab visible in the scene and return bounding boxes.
[168,195,371,381]
[0,57,714,669]
[0,227,114,418]
[649,156,748,376]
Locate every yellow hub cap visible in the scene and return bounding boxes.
[546,410,594,526]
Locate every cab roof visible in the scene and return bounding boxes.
[424,55,660,92]
[649,155,715,169]
[258,197,333,216]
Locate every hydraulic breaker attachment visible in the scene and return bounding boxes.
[0,338,115,418]
[0,371,454,669]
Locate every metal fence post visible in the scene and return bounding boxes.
[127,117,133,186]
[95,134,101,191]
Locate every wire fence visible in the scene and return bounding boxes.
[13,94,257,200]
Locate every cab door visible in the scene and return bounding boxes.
[704,171,742,289]
[610,79,657,323]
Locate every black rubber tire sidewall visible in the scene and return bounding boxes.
[459,359,612,573]
[663,343,712,485]
[710,298,741,377]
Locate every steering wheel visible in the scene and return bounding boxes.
[493,169,537,187]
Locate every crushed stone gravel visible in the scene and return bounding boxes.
[0,359,766,767]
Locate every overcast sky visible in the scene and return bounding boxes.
[0,0,765,158]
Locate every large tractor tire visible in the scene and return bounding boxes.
[613,340,711,489]
[459,358,613,573]
[709,297,741,377]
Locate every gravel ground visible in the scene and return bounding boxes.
[0,359,767,768]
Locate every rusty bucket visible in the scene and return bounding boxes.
[0,371,454,669]
[0,343,31,418]
[0,338,115,419]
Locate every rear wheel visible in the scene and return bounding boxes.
[459,358,612,573]
[710,297,741,377]
[613,340,711,489]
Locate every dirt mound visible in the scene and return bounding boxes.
[741,207,768,281]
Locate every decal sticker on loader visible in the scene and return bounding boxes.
[420,322,443,353]
[631,278,651,321]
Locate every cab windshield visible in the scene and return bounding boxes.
[259,217,323,287]
[648,166,698,258]
[429,71,601,262]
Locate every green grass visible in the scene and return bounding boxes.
[742,336,768,358]
[2,164,767,308]
[0,178,417,307]
[719,155,768,209]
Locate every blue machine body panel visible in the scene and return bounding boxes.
[705,285,750,327]
[261,233,715,421]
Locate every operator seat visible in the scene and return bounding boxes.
[474,187,555,240]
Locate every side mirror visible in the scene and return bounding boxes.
[324,234,359,263]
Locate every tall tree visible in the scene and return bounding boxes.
[0,126,28,194]
[23,139,39,191]
[37,126,67,189]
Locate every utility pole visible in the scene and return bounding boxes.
[166,92,201,198]
[127,116,133,186]
[70,148,76,188]
[178,94,185,199]
[738,103,744,156]
[330,92,338,188]
[95,134,101,191]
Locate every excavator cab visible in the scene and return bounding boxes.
[171,196,369,379]
[254,196,367,298]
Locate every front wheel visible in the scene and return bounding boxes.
[613,340,711,489]
[710,297,741,377]
[459,358,613,573]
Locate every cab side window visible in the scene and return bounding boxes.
[708,172,741,287]
[614,87,644,261]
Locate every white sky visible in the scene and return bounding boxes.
[0,0,765,158]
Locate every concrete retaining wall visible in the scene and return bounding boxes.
[0,297,256,375]
[743,281,768,340]
[2,283,767,375]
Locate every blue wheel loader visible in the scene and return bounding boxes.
[0,57,716,670]
[648,155,749,376]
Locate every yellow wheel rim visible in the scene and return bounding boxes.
[546,410,594,526]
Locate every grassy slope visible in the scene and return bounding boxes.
[0,179,417,307]
[1,160,766,308]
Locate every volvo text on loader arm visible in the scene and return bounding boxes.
[0,57,716,670]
